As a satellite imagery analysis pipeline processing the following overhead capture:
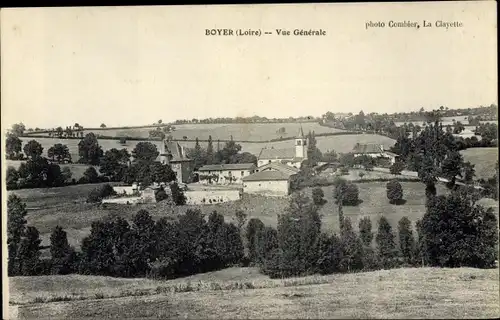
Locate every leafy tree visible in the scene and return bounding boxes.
[206,135,214,165]
[132,142,159,162]
[358,217,373,247]
[421,188,498,268]
[17,226,42,276]
[273,192,322,277]
[17,157,65,188]
[78,133,103,165]
[398,217,415,265]
[214,140,242,164]
[390,161,405,175]
[334,180,359,206]
[100,123,106,128]
[11,123,26,136]
[256,226,279,264]
[6,166,20,190]
[375,216,398,269]
[315,233,343,274]
[312,187,325,206]
[87,184,116,203]
[307,131,323,165]
[47,143,72,163]
[230,152,257,165]
[50,226,77,274]
[150,162,177,184]
[23,140,44,159]
[339,217,364,272]
[190,138,206,169]
[7,194,28,275]
[79,220,117,275]
[462,162,476,184]
[6,134,22,159]
[441,150,464,189]
[234,210,247,231]
[170,182,186,205]
[386,180,404,204]
[82,166,99,184]
[99,148,130,181]
[246,218,265,264]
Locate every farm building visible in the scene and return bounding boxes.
[159,140,194,184]
[352,143,398,164]
[257,127,308,168]
[197,163,257,185]
[243,163,299,196]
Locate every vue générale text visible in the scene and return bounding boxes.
[205,29,327,36]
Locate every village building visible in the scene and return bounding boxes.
[243,162,299,196]
[257,127,308,168]
[197,163,257,185]
[351,143,398,164]
[159,140,194,184]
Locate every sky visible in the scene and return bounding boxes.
[1,2,497,129]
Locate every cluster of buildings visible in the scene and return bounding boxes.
[113,127,398,203]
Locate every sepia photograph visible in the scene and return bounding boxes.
[1,2,498,319]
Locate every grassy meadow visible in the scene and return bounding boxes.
[460,147,498,180]
[27,122,344,141]
[9,267,499,319]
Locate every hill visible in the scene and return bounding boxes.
[460,147,498,180]
[9,267,499,319]
[19,133,395,162]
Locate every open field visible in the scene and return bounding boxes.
[5,160,100,181]
[460,147,499,180]
[20,133,395,162]
[26,122,344,141]
[10,180,498,254]
[9,267,499,319]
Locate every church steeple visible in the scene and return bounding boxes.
[295,124,307,159]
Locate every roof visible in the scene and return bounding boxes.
[242,170,295,181]
[257,162,300,175]
[258,147,297,160]
[352,143,384,154]
[159,141,192,162]
[198,163,256,171]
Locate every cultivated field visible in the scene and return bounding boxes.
[20,133,395,162]
[27,122,344,140]
[460,147,499,180]
[10,180,498,255]
[9,267,500,319]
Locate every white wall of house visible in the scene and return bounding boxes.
[243,180,290,196]
[200,169,255,185]
[185,189,242,205]
[113,186,137,195]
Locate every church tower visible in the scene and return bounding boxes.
[295,125,308,159]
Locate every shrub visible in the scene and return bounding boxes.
[86,184,116,203]
[155,188,168,202]
[386,180,403,204]
[390,161,405,175]
[335,181,359,206]
[312,187,325,206]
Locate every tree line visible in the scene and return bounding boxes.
[8,179,497,278]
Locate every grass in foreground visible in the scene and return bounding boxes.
[11,267,500,319]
